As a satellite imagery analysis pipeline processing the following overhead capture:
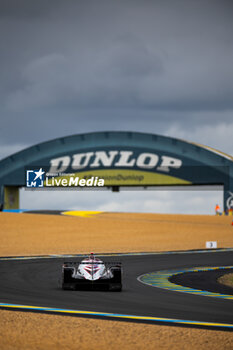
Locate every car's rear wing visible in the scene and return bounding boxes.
[63,261,121,267]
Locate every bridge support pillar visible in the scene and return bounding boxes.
[224,165,233,214]
[3,186,19,210]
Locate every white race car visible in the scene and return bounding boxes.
[62,253,122,291]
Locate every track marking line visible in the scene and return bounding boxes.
[0,302,233,329]
[61,211,102,218]
[1,248,233,261]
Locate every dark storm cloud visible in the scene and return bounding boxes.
[0,0,64,19]
[0,0,233,156]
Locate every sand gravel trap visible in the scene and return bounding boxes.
[0,310,232,350]
[0,212,232,256]
[0,211,232,350]
[218,273,233,288]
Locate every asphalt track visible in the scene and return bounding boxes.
[170,268,233,296]
[0,250,233,329]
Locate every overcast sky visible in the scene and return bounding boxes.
[1,0,232,213]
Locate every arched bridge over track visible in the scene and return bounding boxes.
[0,132,232,211]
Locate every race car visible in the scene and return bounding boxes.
[62,253,122,291]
